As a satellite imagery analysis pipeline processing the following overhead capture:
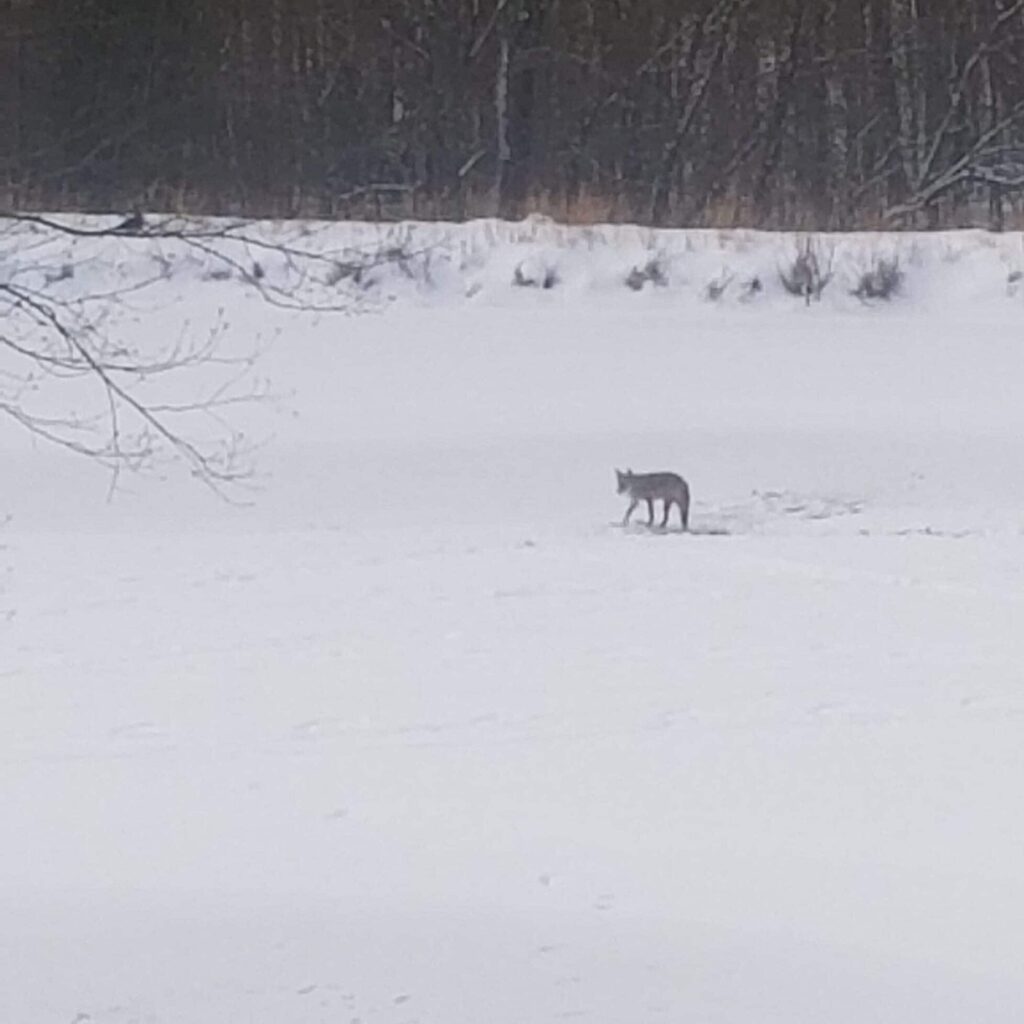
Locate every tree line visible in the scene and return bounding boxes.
[3,0,1024,228]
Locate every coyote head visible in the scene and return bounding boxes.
[615,468,633,494]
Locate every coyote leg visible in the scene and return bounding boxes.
[646,499,655,526]
[622,499,638,526]
[660,500,671,529]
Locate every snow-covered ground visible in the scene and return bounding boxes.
[3,218,1024,1022]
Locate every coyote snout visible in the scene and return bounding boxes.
[616,468,690,531]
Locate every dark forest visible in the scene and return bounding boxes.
[4,0,1024,227]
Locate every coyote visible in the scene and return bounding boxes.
[616,469,690,530]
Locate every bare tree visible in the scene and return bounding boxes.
[0,211,415,496]
[0,217,261,496]
[6,0,1024,229]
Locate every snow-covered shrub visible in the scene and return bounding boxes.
[704,271,733,302]
[853,257,903,301]
[739,276,763,302]
[625,255,668,291]
[324,258,363,287]
[513,258,559,289]
[779,242,832,304]
[324,243,432,291]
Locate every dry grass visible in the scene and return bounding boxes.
[4,180,1024,234]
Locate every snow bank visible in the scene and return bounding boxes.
[5,212,1024,312]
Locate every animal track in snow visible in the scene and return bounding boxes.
[108,721,169,742]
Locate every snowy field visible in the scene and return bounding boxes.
[3,218,1024,1022]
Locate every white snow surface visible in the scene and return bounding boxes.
[3,216,1024,1022]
